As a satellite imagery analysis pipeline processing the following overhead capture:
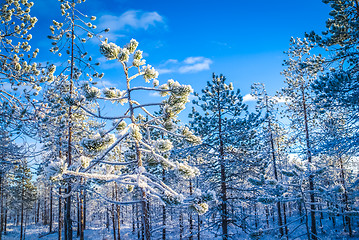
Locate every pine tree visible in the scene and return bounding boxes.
[190,73,260,239]
[10,160,37,240]
[42,0,105,238]
[0,0,39,104]
[281,37,324,240]
[250,83,286,237]
[0,0,53,138]
[307,0,359,149]
[0,125,28,240]
[47,38,206,240]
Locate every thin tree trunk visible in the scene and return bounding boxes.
[265,206,269,228]
[115,183,120,240]
[0,175,3,240]
[80,186,84,240]
[20,186,24,240]
[217,82,228,240]
[338,157,352,236]
[77,193,80,237]
[189,180,193,240]
[3,201,6,235]
[267,118,284,236]
[162,169,166,240]
[301,85,317,240]
[124,62,150,240]
[136,204,140,240]
[179,209,183,240]
[65,2,76,239]
[50,186,53,233]
[283,202,288,236]
[64,185,72,240]
[58,187,62,240]
[132,205,135,234]
[112,187,116,240]
[197,214,201,240]
[254,202,258,229]
[83,188,86,230]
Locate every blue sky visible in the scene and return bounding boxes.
[31,0,332,101]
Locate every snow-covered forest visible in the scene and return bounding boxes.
[0,0,359,239]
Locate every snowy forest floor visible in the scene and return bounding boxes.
[2,223,359,240]
[3,224,134,240]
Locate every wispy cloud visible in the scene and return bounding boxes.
[157,56,213,74]
[211,41,231,48]
[243,94,257,102]
[98,10,166,40]
[97,79,116,88]
[242,94,288,103]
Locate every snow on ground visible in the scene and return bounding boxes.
[3,224,136,240]
[2,221,359,239]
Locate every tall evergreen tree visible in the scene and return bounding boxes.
[251,83,286,237]
[281,37,324,240]
[43,0,104,238]
[190,73,260,240]
[10,160,36,240]
[306,0,359,151]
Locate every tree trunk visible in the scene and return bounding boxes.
[64,2,76,239]
[301,86,317,240]
[283,202,288,236]
[132,205,135,234]
[77,193,80,237]
[58,187,62,240]
[264,97,285,237]
[115,184,120,240]
[20,186,24,240]
[189,180,193,240]
[3,201,6,235]
[112,187,116,240]
[162,169,166,240]
[218,88,228,240]
[36,198,40,224]
[0,175,3,240]
[197,214,201,240]
[339,157,352,236]
[136,203,141,240]
[83,189,86,230]
[50,186,53,233]
[80,187,84,240]
[64,185,72,240]
[179,209,183,240]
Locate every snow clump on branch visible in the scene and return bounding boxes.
[82,133,116,155]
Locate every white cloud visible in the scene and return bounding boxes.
[157,68,174,74]
[149,92,160,97]
[97,80,115,88]
[183,57,204,65]
[242,94,288,103]
[163,59,178,64]
[98,10,165,39]
[243,94,257,102]
[157,56,213,74]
